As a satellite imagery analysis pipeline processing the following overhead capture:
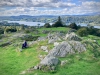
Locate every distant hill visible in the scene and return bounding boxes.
[0,15,100,26]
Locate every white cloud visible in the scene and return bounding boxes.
[0,1,100,16]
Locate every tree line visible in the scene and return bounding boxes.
[0,16,100,37]
[43,16,100,37]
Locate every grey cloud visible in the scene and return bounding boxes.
[0,0,76,8]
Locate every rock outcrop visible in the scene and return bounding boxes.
[32,32,87,72]
[47,41,86,57]
[47,33,62,44]
[65,32,82,41]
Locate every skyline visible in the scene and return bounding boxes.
[0,0,100,16]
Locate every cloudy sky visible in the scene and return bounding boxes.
[0,0,100,16]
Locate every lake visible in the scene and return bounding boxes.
[8,21,88,26]
[8,21,100,29]
[8,21,45,26]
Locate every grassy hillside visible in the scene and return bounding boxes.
[0,27,100,75]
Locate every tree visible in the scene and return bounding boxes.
[87,26,95,35]
[52,16,64,27]
[96,29,100,36]
[77,27,88,37]
[44,23,51,28]
[69,23,78,30]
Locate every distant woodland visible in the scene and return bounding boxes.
[0,15,100,26]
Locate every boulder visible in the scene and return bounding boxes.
[40,56,60,66]
[65,32,82,41]
[34,56,61,72]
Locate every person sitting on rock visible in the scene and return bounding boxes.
[22,40,28,49]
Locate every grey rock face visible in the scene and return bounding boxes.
[47,33,61,44]
[69,41,86,53]
[40,56,60,66]
[47,41,86,57]
[65,32,82,41]
[48,41,74,57]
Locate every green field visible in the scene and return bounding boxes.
[0,27,100,75]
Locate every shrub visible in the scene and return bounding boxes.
[6,28,17,33]
[69,23,78,30]
[44,23,51,28]
[77,27,88,37]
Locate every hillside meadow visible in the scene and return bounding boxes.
[0,27,100,75]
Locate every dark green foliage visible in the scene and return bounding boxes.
[52,16,64,27]
[86,26,100,37]
[95,29,100,36]
[93,49,100,58]
[6,28,17,33]
[25,29,30,33]
[77,27,88,37]
[44,23,51,28]
[69,23,78,30]
[87,26,96,35]
[0,28,4,34]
